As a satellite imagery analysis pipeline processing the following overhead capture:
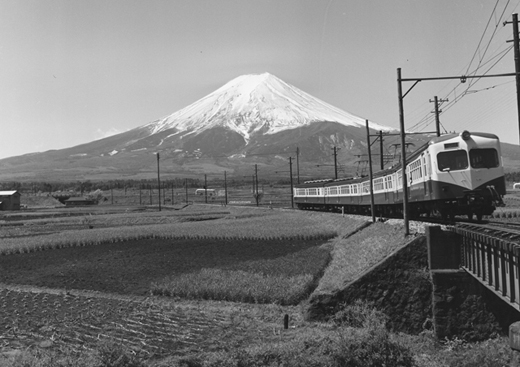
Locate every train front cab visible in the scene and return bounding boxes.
[428,131,505,220]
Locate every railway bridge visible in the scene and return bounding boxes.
[428,223,520,348]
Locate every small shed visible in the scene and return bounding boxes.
[64,197,97,206]
[0,190,21,211]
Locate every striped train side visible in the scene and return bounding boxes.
[293,131,506,221]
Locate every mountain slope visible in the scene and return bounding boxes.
[0,73,408,181]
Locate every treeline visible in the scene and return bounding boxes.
[0,176,291,194]
[0,179,203,194]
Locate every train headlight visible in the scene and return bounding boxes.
[461,130,471,140]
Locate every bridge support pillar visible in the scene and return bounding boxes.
[427,226,501,340]
[510,322,520,365]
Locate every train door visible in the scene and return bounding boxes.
[421,151,430,199]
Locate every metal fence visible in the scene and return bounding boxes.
[451,224,520,310]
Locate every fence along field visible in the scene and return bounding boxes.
[20,184,295,208]
[0,206,366,357]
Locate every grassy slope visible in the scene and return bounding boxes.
[315,221,409,294]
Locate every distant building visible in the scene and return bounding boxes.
[0,191,21,211]
[64,197,97,206]
[195,188,216,196]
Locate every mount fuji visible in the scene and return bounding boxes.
[141,72,392,144]
[0,73,400,181]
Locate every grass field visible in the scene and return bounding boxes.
[0,203,515,366]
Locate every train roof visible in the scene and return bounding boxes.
[428,131,499,144]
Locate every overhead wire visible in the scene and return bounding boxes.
[406,0,517,135]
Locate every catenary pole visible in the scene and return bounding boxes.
[513,13,520,145]
[366,120,376,223]
[397,68,410,236]
[379,131,384,170]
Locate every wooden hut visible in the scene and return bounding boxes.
[0,191,21,211]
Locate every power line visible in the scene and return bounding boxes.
[407,2,516,135]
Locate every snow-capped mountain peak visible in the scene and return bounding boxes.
[142,73,392,142]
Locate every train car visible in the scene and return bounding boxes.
[294,131,505,221]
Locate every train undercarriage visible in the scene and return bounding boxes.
[295,192,504,222]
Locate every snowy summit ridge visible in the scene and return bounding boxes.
[143,73,392,143]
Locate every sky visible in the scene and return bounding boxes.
[1,0,520,159]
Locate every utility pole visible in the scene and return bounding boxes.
[204,174,208,204]
[185,178,188,203]
[429,96,448,137]
[289,157,294,208]
[296,147,300,184]
[332,147,338,179]
[224,171,228,205]
[255,164,259,206]
[157,153,161,211]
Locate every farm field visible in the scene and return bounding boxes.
[0,205,349,360]
[0,238,326,296]
[0,203,515,366]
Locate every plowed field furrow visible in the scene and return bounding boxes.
[107,322,149,338]
[124,317,180,330]
[1,287,229,355]
[0,237,311,356]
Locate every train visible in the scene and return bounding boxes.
[293,131,506,221]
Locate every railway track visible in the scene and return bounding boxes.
[338,211,520,240]
[455,220,520,242]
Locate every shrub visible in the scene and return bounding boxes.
[170,327,415,367]
[333,328,415,367]
[97,341,147,367]
[332,299,388,330]
[440,337,513,367]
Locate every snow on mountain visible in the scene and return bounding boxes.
[140,73,393,143]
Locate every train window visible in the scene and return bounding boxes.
[469,149,499,169]
[340,185,350,195]
[437,150,468,171]
[374,178,384,191]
